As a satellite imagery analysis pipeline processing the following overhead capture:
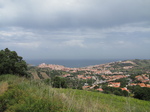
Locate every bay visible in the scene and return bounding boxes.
[26,59,122,68]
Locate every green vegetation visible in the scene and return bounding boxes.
[133,59,150,66]
[0,75,150,112]
[102,86,129,97]
[0,75,68,112]
[0,48,28,77]
[127,85,150,101]
[52,76,67,88]
[109,59,150,75]
[1,48,150,111]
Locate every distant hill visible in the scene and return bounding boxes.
[30,59,150,79]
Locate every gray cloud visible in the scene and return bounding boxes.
[1,0,150,29]
[0,0,150,60]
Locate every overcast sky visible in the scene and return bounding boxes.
[0,0,150,60]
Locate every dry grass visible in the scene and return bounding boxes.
[0,82,8,94]
[30,70,40,80]
[55,88,150,112]
[40,72,50,79]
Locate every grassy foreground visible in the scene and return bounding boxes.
[0,75,150,112]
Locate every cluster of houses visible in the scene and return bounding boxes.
[38,61,150,93]
[81,74,150,92]
[135,74,150,83]
[82,82,129,92]
[77,75,92,80]
[82,80,150,93]
[38,63,65,70]
[130,83,150,88]
[101,75,129,82]
[38,60,138,76]
[108,82,130,92]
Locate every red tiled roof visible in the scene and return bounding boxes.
[96,88,103,91]
[138,83,146,87]
[121,88,129,92]
[82,86,90,89]
[108,82,120,87]
[146,84,150,88]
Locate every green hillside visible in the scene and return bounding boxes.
[0,75,150,112]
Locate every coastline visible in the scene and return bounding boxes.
[25,59,123,68]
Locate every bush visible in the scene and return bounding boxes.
[52,76,67,88]
[113,90,121,96]
[0,79,68,112]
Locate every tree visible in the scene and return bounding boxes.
[0,48,28,76]
[134,87,150,101]
[113,90,121,96]
[52,77,67,88]
[122,90,129,97]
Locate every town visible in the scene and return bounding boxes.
[36,59,150,95]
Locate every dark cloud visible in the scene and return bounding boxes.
[0,0,150,59]
[1,0,150,29]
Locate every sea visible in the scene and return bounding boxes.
[26,59,123,68]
